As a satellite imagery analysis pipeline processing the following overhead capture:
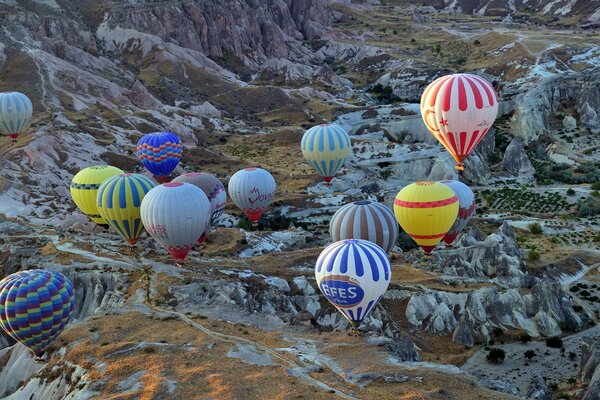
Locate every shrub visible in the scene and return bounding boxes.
[519,333,532,343]
[592,182,600,190]
[486,348,506,364]
[528,249,541,263]
[567,188,576,196]
[546,336,563,348]
[524,350,536,360]
[528,222,543,234]
[474,39,481,45]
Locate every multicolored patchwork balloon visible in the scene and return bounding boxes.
[141,182,211,260]
[301,123,351,182]
[439,180,476,246]
[97,173,156,245]
[0,270,75,357]
[315,239,391,326]
[420,74,498,170]
[228,167,276,224]
[136,132,182,183]
[329,200,398,254]
[393,181,459,254]
[0,92,33,140]
[70,165,124,225]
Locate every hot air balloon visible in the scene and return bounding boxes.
[439,180,476,246]
[420,73,498,170]
[0,270,74,358]
[172,172,226,244]
[136,132,182,183]
[70,165,124,226]
[315,239,390,326]
[393,181,459,254]
[329,200,399,254]
[300,123,351,183]
[97,173,156,245]
[0,92,33,141]
[228,167,275,224]
[141,182,211,260]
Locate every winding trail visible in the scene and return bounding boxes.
[153,306,358,399]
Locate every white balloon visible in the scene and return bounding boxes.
[228,167,276,223]
[141,182,211,260]
[439,180,476,245]
[172,172,226,224]
[315,239,391,326]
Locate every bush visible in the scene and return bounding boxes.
[592,182,600,190]
[474,39,481,45]
[546,336,563,348]
[528,249,541,263]
[567,188,576,196]
[519,333,532,343]
[486,348,506,364]
[524,350,536,360]
[528,222,543,234]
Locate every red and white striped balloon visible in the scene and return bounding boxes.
[420,73,498,170]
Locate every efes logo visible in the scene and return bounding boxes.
[319,275,364,308]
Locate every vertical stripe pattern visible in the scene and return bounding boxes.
[439,180,476,245]
[393,181,459,253]
[300,123,352,182]
[97,173,156,245]
[141,182,211,260]
[70,165,124,224]
[172,172,227,224]
[136,132,182,182]
[0,270,74,357]
[329,200,399,254]
[0,92,33,139]
[228,168,276,223]
[420,74,498,168]
[315,239,391,326]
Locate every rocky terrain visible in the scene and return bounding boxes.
[1,0,600,399]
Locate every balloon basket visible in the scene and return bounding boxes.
[251,221,259,229]
[454,163,465,171]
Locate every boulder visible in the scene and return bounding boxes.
[526,375,552,400]
[501,138,535,181]
[563,115,577,130]
[129,80,162,109]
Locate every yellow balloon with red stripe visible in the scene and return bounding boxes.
[393,181,459,254]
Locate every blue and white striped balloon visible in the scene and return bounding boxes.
[301,123,351,182]
[0,92,33,140]
[315,239,391,326]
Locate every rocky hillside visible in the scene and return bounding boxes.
[1,0,600,399]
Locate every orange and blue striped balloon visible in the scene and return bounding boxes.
[0,270,75,357]
[136,132,182,183]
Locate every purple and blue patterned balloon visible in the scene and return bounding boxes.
[136,132,182,183]
[0,270,75,357]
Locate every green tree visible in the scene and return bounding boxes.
[486,348,506,364]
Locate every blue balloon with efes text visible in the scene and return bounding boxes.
[315,239,391,327]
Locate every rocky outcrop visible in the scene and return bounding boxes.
[526,376,552,400]
[501,138,535,182]
[581,338,600,400]
[406,279,581,342]
[386,336,420,362]
[129,80,162,109]
[435,222,524,278]
[580,102,600,134]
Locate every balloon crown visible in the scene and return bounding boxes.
[163,182,183,187]
[353,200,372,205]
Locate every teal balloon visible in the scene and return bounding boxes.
[0,270,75,357]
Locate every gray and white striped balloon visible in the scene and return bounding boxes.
[329,200,399,254]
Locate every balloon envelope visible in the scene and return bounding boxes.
[420,74,498,170]
[70,165,124,224]
[300,123,351,182]
[393,181,459,253]
[136,132,182,182]
[228,167,275,223]
[439,180,476,245]
[0,270,74,357]
[315,239,391,326]
[141,182,211,260]
[97,173,156,245]
[329,200,398,254]
[0,92,33,139]
[172,172,226,224]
